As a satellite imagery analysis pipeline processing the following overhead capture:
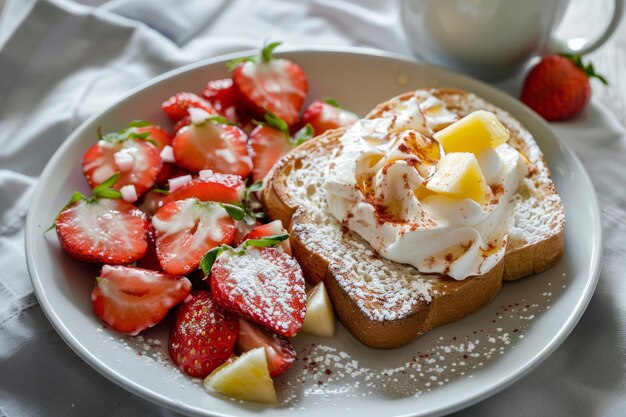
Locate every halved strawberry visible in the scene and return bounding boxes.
[92,265,191,335]
[173,116,191,135]
[172,110,252,177]
[300,98,359,135]
[138,188,168,217]
[231,41,307,126]
[205,238,306,337]
[162,92,215,122]
[83,121,162,197]
[54,175,148,264]
[169,291,239,378]
[249,111,313,183]
[236,318,296,377]
[152,198,236,275]
[233,220,260,247]
[163,172,244,206]
[135,125,172,149]
[201,78,238,122]
[243,220,291,255]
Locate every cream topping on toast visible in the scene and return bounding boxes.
[325,92,528,280]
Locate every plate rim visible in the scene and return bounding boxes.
[25,45,603,417]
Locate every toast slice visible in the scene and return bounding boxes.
[262,89,564,349]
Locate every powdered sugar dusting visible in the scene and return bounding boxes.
[286,134,434,321]
[214,247,306,336]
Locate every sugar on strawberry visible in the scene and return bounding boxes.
[169,290,239,378]
[52,174,149,265]
[163,171,245,206]
[82,121,164,198]
[249,110,313,183]
[521,54,608,121]
[201,234,306,338]
[230,41,308,126]
[162,92,216,122]
[172,108,252,177]
[151,197,244,275]
[300,98,359,135]
[92,265,192,335]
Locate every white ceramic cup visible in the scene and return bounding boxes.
[401,0,624,80]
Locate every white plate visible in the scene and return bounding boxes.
[25,47,602,417]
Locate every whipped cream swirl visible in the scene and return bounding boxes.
[324,92,528,280]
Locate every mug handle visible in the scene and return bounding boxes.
[549,0,624,54]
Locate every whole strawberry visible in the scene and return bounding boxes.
[521,54,607,121]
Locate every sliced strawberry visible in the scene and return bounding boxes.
[243,220,291,255]
[169,291,239,378]
[173,116,191,135]
[172,110,252,177]
[233,220,260,247]
[236,318,296,377]
[300,99,359,135]
[55,179,148,265]
[152,198,235,275]
[231,41,308,126]
[135,125,172,149]
[249,111,313,183]
[92,265,191,335]
[201,78,238,122]
[161,92,216,122]
[155,163,191,186]
[138,188,168,217]
[209,245,306,337]
[83,122,162,197]
[249,124,292,183]
[163,172,244,206]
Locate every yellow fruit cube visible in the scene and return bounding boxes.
[426,152,490,205]
[433,110,509,154]
[204,348,277,404]
[301,282,336,338]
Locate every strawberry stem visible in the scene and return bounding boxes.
[561,53,609,85]
[260,41,282,62]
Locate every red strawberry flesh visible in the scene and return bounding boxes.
[249,124,292,183]
[236,318,296,377]
[56,198,148,264]
[163,173,244,206]
[152,198,235,275]
[210,246,306,337]
[92,265,191,335]
[82,139,162,197]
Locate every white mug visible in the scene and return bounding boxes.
[401,0,624,80]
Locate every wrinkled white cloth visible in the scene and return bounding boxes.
[1,1,625,416]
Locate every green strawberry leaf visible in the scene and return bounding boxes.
[46,191,87,232]
[291,123,314,146]
[261,110,290,136]
[244,233,289,248]
[226,56,255,72]
[561,53,609,85]
[152,188,170,195]
[206,115,235,126]
[127,120,152,128]
[323,97,341,108]
[260,41,282,62]
[200,244,233,276]
[221,203,245,221]
[93,173,122,200]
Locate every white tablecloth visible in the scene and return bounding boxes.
[1,1,625,416]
